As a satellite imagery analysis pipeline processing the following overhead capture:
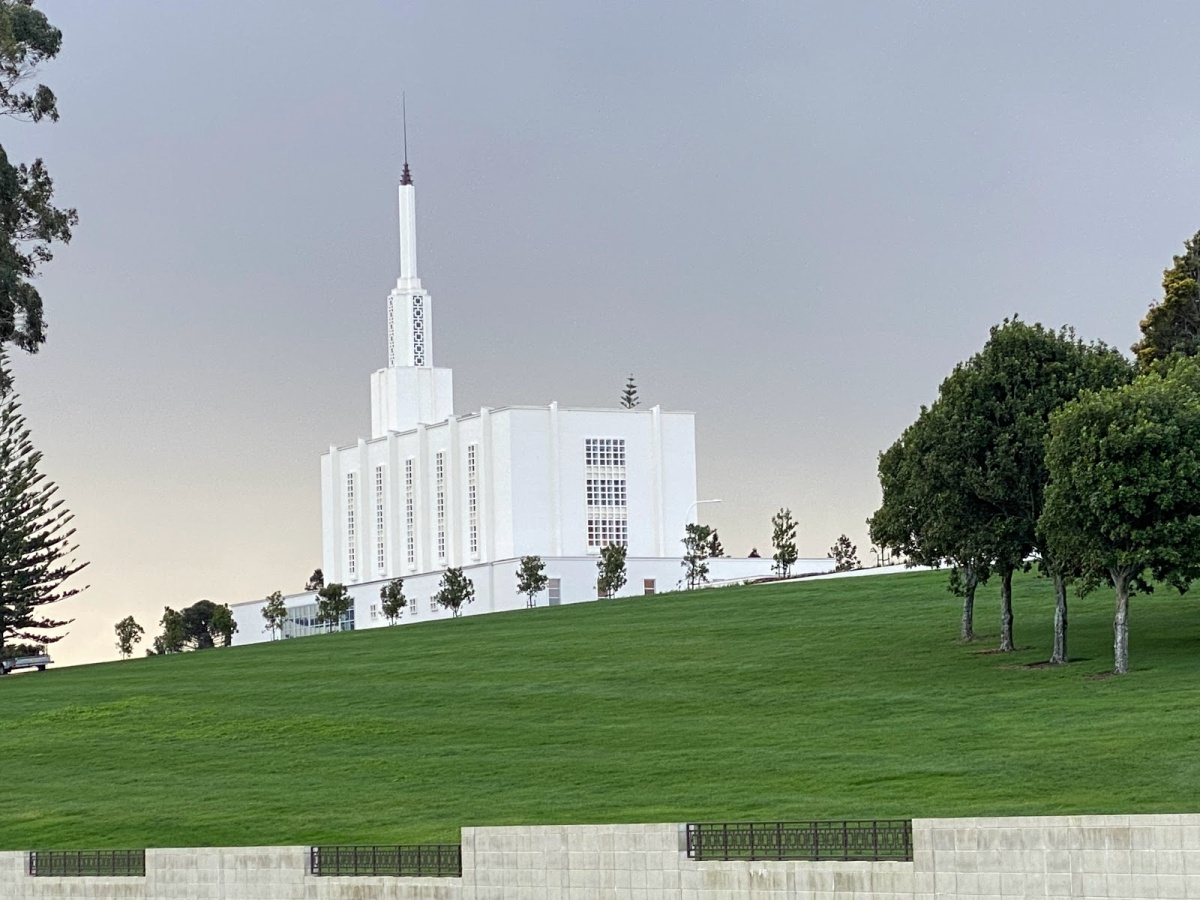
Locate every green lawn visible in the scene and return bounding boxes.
[3,569,1200,850]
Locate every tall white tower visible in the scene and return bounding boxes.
[370,128,454,437]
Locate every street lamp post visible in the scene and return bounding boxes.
[682,498,723,534]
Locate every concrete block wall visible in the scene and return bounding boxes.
[4,815,1200,898]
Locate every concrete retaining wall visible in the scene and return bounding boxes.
[3,814,1200,899]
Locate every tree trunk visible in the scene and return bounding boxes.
[998,566,1015,651]
[1113,569,1130,675]
[1050,570,1068,665]
[960,564,977,642]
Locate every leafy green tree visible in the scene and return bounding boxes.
[596,544,627,598]
[869,403,994,640]
[210,603,236,647]
[930,318,1131,655]
[0,1,77,353]
[113,615,143,659]
[316,582,352,632]
[261,590,287,639]
[150,600,236,652]
[379,578,407,623]
[1132,231,1200,368]
[770,508,798,577]
[515,556,548,608]
[828,534,860,572]
[304,568,324,591]
[681,523,712,589]
[1041,358,1200,674]
[0,353,83,657]
[149,607,186,655]
[435,567,475,618]
[620,374,639,409]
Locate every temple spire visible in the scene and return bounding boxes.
[400,94,412,186]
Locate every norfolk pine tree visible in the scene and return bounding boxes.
[1041,358,1200,675]
[0,352,84,656]
[770,508,798,577]
[515,555,548,608]
[435,568,475,617]
[620,375,639,409]
[379,578,407,623]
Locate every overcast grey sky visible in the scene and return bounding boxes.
[14,1,1200,665]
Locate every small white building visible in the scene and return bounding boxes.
[232,154,829,643]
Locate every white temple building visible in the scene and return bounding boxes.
[231,151,829,643]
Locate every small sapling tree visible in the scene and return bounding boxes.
[596,544,627,598]
[379,578,407,624]
[681,523,712,590]
[316,583,352,632]
[305,568,324,591]
[261,590,287,639]
[771,508,798,577]
[516,555,548,608]
[114,616,143,659]
[435,567,475,618]
[828,534,860,572]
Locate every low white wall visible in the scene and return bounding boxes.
[4,815,1199,899]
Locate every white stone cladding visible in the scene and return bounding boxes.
[322,404,698,586]
[6,815,1200,899]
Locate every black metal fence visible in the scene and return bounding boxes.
[686,820,913,862]
[310,845,462,877]
[28,850,146,877]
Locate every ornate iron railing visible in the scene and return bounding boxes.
[686,820,913,862]
[310,845,462,877]
[28,850,146,877]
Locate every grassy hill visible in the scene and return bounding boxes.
[3,569,1200,850]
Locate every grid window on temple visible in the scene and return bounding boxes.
[585,438,627,549]
[435,451,446,560]
[467,444,479,557]
[345,473,357,576]
[374,465,386,574]
[404,459,415,567]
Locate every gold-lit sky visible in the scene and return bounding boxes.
[17,1,1199,665]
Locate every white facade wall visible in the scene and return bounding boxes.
[7,816,1200,899]
[320,404,697,587]
[231,555,834,646]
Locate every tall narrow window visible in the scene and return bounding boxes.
[585,438,627,548]
[467,444,479,557]
[435,450,446,561]
[547,578,561,607]
[345,473,357,577]
[405,459,415,568]
[375,465,386,574]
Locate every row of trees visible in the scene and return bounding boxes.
[871,233,1200,674]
